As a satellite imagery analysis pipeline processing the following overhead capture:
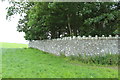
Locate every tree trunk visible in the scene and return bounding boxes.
[67,14,72,36]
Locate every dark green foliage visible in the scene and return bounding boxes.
[60,53,66,58]
[6,2,120,40]
[68,53,119,65]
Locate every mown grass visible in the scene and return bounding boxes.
[0,42,28,79]
[2,42,118,78]
[0,42,28,48]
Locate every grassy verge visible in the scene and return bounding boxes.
[64,53,119,66]
[2,48,118,78]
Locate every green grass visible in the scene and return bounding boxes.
[0,48,1,79]
[0,42,28,48]
[1,43,118,78]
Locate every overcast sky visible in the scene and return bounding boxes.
[0,1,28,44]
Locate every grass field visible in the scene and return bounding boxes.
[1,42,118,78]
[0,42,28,48]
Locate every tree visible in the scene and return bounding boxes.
[6,2,120,40]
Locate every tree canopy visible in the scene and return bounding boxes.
[6,2,120,40]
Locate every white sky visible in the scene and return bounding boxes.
[0,1,28,44]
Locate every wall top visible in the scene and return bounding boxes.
[49,35,119,40]
[29,35,119,41]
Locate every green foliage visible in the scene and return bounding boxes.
[68,53,119,65]
[6,2,120,40]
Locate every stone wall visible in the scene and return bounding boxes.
[29,35,119,56]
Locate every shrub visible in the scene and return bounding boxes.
[67,53,119,65]
[60,53,66,58]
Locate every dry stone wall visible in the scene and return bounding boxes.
[29,35,119,56]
